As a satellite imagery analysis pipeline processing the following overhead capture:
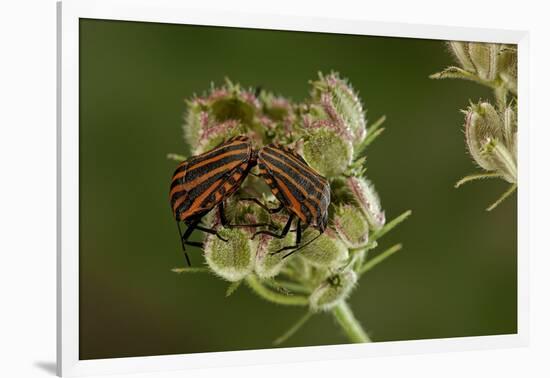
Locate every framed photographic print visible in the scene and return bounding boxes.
[57,0,529,376]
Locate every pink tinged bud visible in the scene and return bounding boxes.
[310,72,367,146]
[195,120,243,155]
[207,88,231,102]
[199,112,210,129]
[261,93,293,121]
[258,93,296,142]
[259,115,277,131]
[183,100,209,148]
[203,84,260,126]
[240,90,262,109]
[346,177,385,230]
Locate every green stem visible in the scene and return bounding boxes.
[172,267,210,274]
[355,115,386,157]
[430,66,498,89]
[273,312,313,345]
[265,279,311,295]
[359,243,402,276]
[370,209,412,243]
[486,184,517,211]
[245,275,309,306]
[361,127,385,148]
[331,301,371,343]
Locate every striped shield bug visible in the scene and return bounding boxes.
[241,143,331,257]
[169,136,272,265]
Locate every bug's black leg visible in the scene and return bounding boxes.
[195,224,230,242]
[253,214,294,240]
[177,220,198,266]
[296,223,302,244]
[271,220,302,256]
[180,220,207,249]
[181,219,200,240]
[218,202,277,230]
[282,231,324,259]
[239,197,284,214]
[219,202,229,225]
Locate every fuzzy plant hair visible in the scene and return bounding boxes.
[431,42,518,211]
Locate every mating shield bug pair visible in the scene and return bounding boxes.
[169,136,330,265]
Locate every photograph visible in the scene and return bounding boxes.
[78,18,517,360]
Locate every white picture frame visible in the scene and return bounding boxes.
[57,0,529,376]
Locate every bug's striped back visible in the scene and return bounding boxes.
[258,144,330,231]
[170,136,255,222]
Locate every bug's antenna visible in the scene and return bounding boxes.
[283,230,323,259]
[176,221,192,266]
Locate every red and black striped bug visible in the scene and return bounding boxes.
[241,143,331,257]
[169,136,272,265]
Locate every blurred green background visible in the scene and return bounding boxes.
[79,18,517,360]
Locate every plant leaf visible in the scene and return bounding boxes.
[226,280,242,297]
[359,243,402,275]
[370,210,412,242]
[455,172,502,188]
[487,184,517,211]
[171,267,209,274]
[166,153,187,162]
[273,312,313,346]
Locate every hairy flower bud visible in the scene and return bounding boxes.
[299,229,349,268]
[183,80,261,153]
[310,72,367,144]
[448,41,476,73]
[254,233,294,279]
[302,128,353,177]
[445,42,517,93]
[260,92,294,121]
[309,271,357,311]
[333,204,370,248]
[204,228,256,282]
[183,99,209,149]
[503,104,518,152]
[258,92,296,143]
[346,177,385,230]
[463,102,503,171]
[468,42,500,81]
[195,120,245,155]
[223,194,272,228]
[207,85,259,126]
[497,47,518,94]
[482,139,517,183]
